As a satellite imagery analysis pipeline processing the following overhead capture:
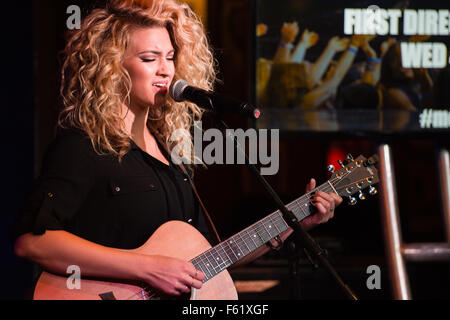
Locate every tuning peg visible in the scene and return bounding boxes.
[337,160,345,168]
[348,196,357,206]
[364,154,379,167]
[346,154,354,162]
[327,165,335,173]
[369,186,378,195]
[358,190,366,200]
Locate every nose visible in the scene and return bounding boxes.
[157,58,173,77]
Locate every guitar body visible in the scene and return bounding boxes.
[33,221,238,300]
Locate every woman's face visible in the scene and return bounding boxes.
[122,27,175,109]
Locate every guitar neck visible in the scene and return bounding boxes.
[191,181,337,282]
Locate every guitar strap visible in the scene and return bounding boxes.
[176,162,222,246]
[154,135,222,246]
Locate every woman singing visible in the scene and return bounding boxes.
[13,0,341,299]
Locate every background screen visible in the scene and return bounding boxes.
[254,0,450,134]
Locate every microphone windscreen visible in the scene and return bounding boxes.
[169,79,189,102]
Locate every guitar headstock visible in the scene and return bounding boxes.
[329,154,380,205]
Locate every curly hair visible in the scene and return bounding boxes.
[59,0,216,163]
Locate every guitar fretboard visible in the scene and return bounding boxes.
[191,181,336,282]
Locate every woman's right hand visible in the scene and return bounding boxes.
[138,255,205,296]
[14,231,205,298]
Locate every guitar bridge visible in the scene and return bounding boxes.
[99,291,117,300]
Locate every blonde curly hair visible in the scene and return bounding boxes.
[59,0,216,162]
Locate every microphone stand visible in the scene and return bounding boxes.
[210,115,359,300]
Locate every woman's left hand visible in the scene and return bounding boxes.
[300,178,343,231]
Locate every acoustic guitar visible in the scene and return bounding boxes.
[33,154,379,300]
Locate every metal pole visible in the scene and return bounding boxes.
[402,243,450,262]
[378,144,411,300]
[438,149,450,243]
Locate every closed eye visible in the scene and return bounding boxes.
[141,57,174,62]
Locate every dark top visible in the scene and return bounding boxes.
[12,129,211,249]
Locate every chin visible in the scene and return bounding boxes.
[135,97,165,110]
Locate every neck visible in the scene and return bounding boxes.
[121,102,167,165]
[121,102,150,141]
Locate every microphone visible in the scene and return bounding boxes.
[169,79,261,119]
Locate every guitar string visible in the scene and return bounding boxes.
[206,170,376,268]
[191,183,335,273]
[185,178,344,276]
[193,169,360,271]
[126,169,371,299]
[199,169,362,266]
[209,168,375,273]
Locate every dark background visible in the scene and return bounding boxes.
[2,0,449,300]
